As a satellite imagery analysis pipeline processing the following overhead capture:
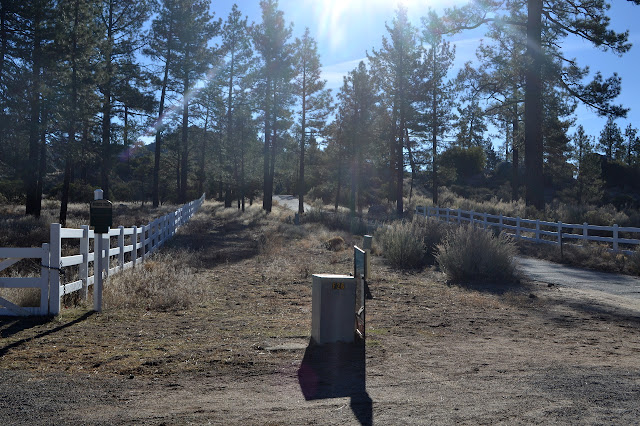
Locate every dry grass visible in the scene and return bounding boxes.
[103,251,206,311]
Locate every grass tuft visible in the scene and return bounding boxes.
[376,217,447,269]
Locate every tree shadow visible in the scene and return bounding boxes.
[0,311,95,356]
[298,339,372,425]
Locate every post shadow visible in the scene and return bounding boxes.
[298,338,372,425]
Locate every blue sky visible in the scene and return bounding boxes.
[210,0,640,148]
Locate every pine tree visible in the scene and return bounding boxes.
[17,0,56,216]
[292,27,331,214]
[572,125,601,204]
[623,124,639,166]
[368,6,421,216]
[339,62,378,217]
[220,4,254,208]
[171,0,219,203]
[55,0,102,224]
[433,0,633,209]
[251,0,294,212]
[598,117,624,161]
[417,12,457,206]
[98,0,152,200]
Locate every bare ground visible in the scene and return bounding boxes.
[1,202,639,425]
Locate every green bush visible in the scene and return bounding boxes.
[435,224,518,283]
[376,217,447,269]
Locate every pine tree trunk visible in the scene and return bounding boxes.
[101,2,114,200]
[180,61,190,204]
[26,25,42,217]
[524,0,544,210]
[262,77,272,212]
[153,28,171,208]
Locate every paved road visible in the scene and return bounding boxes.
[517,256,640,299]
[273,195,311,212]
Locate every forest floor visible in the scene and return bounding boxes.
[1,201,639,425]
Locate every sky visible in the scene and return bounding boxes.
[208,0,640,149]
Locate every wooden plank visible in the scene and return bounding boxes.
[0,247,43,258]
[0,258,22,272]
[0,277,43,288]
[0,296,31,316]
[60,254,83,268]
[60,228,84,239]
[61,280,83,295]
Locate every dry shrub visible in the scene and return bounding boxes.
[627,249,640,275]
[376,217,447,269]
[436,224,518,284]
[103,251,204,311]
[323,236,345,251]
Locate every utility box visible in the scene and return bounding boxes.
[311,274,356,345]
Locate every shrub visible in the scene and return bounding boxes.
[627,248,640,276]
[376,217,447,269]
[303,208,371,235]
[436,224,518,283]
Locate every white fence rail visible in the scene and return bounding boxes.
[0,194,205,316]
[417,205,640,254]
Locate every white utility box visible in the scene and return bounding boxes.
[311,274,356,344]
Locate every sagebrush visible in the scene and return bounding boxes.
[436,224,518,283]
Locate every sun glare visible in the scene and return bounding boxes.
[301,0,468,52]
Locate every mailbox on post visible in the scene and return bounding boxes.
[90,199,113,234]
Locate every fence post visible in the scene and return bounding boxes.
[103,233,110,278]
[80,225,89,300]
[499,215,504,233]
[95,232,104,312]
[49,224,61,315]
[583,222,588,244]
[132,226,138,267]
[483,213,488,229]
[613,224,619,252]
[40,243,50,315]
[469,211,474,226]
[557,221,563,246]
[118,226,125,271]
[446,208,450,223]
[516,217,521,239]
[457,208,461,223]
[140,225,146,262]
[535,220,540,242]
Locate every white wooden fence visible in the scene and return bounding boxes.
[0,194,205,316]
[417,205,640,254]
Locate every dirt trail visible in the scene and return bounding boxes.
[1,203,639,425]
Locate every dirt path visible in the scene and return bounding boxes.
[1,203,639,425]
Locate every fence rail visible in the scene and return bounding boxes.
[417,205,640,254]
[0,194,205,316]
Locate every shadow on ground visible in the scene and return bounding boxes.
[298,339,372,425]
[0,311,94,355]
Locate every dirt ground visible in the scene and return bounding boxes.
[1,202,639,425]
